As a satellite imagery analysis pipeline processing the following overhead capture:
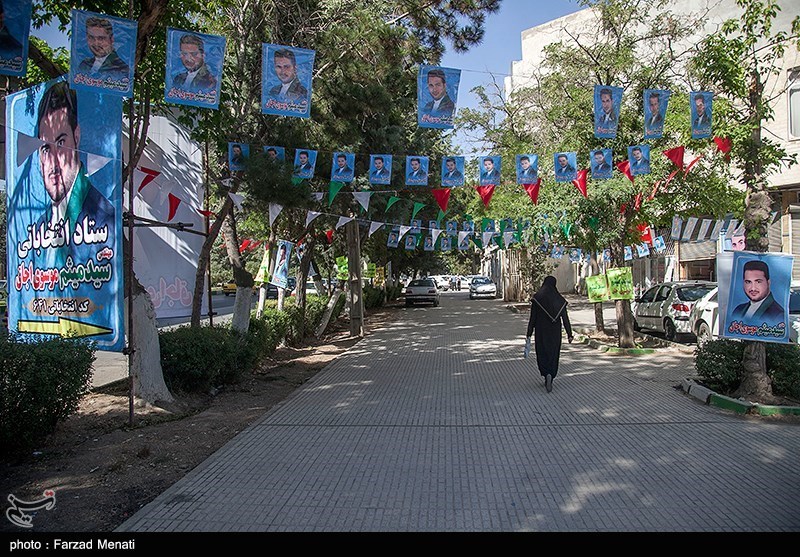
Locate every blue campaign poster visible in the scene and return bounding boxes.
[164,28,225,109]
[0,0,32,77]
[269,240,293,289]
[263,145,285,162]
[330,152,355,183]
[478,156,501,185]
[441,156,465,187]
[516,154,538,185]
[387,229,400,248]
[627,145,651,176]
[406,156,429,186]
[440,237,451,252]
[5,77,124,351]
[262,44,315,118]
[69,9,137,98]
[590,149,613,180]
[228,143,250,172]
[369,154,392,185]
[594,84,623,139]
[417,65,460,129]
[293,149,317,179]
[722,251,793,344]
[445,221,458,236]
[554,152,577,183]
[690,91,713,139]
[643,89,670,139]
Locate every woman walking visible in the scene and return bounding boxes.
[524,276,573,392]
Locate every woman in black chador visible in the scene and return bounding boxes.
[524,276,573,392]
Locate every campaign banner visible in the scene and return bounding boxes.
[69,9,137,97]
[636,242,650,257]
[6,77,124,351]
[586,274,610,303]
[590,148,612,180]
[364,263,376,279]
[721,251,793,344]
[643,89,670,139]
[254,247,270,283]
[0,0,32,77]
[568,248,582,263]
[410,219,421,234]
[386,229,400,248]
[423,236,435,251]
[293,149,317,179]
[269,240,294,289]
[478,156,501,185]
[164,28,225,109]
[446,220,458,236]
[404,235,416,250]
[690,91,713,139]
[594,84,622,139]
[554,152,577,182]
[515,154,538,185]
[263,145,286,162]
[262,44,315,118]
[330,152,355,182]
[228,142,250,172]
[624,246,633,261]
[670,216,683,240]
[628,145,651,176]
[607,267,634,300]
[653,236,666,252]
[374,266,385,285]
[441,156,465,187]
[440,236,451,251]
[406,156,429,186]
[417,65,460,129]
[369,154,392,185]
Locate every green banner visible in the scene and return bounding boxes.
[336,256,349,280]
[411,202,426,221]
[586,274,610,303]
[385,196,401,212]
[607,267,634,300]
[364,263,376,278]
[329,181,345,206]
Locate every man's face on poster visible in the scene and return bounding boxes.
[695,96,705,115]
[337,156,347,169]
[731,235,745,251]
[179,41,205,72]
[427,75,446,101]
[593,152,605,166]
[601,93,612,114]
[274,55,296,84]
[483,159,494,173]
[410,159,420,172]
[520,158,530,170]
[649,95,659,115]
[86,24,114,59]
[632,148,643,162]
[298,153,308,166]
[39,107,81,205]
[446,159,456,173]
[233,145,242,158]
[267,149,277,160]
[374,158,384,171]
[743,268,770,302]
[558,155,568,169]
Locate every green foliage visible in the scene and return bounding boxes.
[766,343,800,401]
[363,285,386,309]
[0,335,94,451]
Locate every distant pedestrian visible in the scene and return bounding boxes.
[524,276,573,392]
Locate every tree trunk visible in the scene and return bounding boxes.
[589,255,605,333]
[347,219,364,337]
[127,278,173,404]
[736,342,773,401]
[191,198,235,326]
[220,213,253,333]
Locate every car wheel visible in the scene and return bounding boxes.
[469,294,474,300]
[696,321,712,347]
[224,292,231,297]
[664,318,677,342]
[405,300,413,307]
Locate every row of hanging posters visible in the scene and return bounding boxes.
[5,76,125,351]
[2,5,713,139]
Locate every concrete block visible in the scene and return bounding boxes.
[688,383,714,404]
[681,378,695,393]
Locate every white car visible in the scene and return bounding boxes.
[469,276,497,299]
[632,281,716,341]
[404,278,440,307]
[430,275,450,291]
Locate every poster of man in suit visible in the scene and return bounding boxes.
[441,156,465,187]
[369,155,392,186]
[418,65,460,129]
[406,156,429,186]
[691,91,713,139]
[594,84,622,139]
[293,149,317,179]
[590,149,612,180]
[516,154,538,185]
[262,44,315,118]
[643,89,670,139]
[164,28,225,109]
[330,152,355,182]
[554,152,577,182]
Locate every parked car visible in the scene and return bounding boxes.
[404,278,440,307]
[222,281,237,296]
[469,276,497,300]
[430,275,450,291]
[690,285,800,346]
[632,281,716,341]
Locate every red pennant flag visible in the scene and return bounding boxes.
[239,239,251,252]
[197,209,215,217]
[684,154,703,176]
[523,179,541,205]
[619,202,628,215]
[571,169,588,198]
[249,240,262,251]
[137,166,161,192]
[615,160,634,183]
[662,146,685,168]
[647,180,662,201]
[167,193,181,221]
[325,229,334,244]
[431,188,451,213]
[664,168,681,190]
[714,136,732,161]
[637,223,653,245]
[633,192,643,211]
[475,185,495,208]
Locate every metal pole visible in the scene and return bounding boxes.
[204,136,213,326]
[126,0,135,427]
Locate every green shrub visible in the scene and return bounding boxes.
[251,307,289,356]
[364,285,385,309]
[385,285,403,301]
[767,343,800,400]
[0,335,94,451]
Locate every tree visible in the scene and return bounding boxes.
[691,0,800,402]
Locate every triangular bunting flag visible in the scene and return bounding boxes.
[398,225,411,240]
[571,169,588,198]
[560,221,573,240]
[504,230,516,247]
[714,136,732,161]
[385,196,401,212]
[662,146,685,168]
[587,216,600,232]
[523,179,541,205]
[329,181,345,206]
[269,203,283,227]
[239,239,251,252]
[437,209,446,223]
[475,185,495,208]
[615,160,634,183]
[229,192,244,210]
[87,153,113,176]
[312,192,325,202]
[458,230,469,245]
[221,178,233,188]
[336,215,353,229]
[431,189,451,213]
[368,221,383,237]
[648,180,662,201]
[305,210,321,228]
[16,131,45,167]
[167,193,181,222]
[633,192,643,212]
[411,202,426,221]
[135,167,161,192]
[325,229,334,243]
[353,192,371,212]
[197,209,215,217]
[432,229,443,243]
[291,176,304,185]
[664,168,681,190]
[482,231,493,246]
[684,154,703,176]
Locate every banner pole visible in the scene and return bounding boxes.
[126,0,136,428]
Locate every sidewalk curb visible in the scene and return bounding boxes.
[680,378,800,416]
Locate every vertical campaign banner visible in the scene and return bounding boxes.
[69,9,136,97]
[404,235,416,250]
[440,236,451,251]
[446,221,458,236]
[691,91,713,139]
[643,89,670,139]
[269,240,294,289]
[405,156,429,186]
[6,77,124,351]
[554,152,577,182]
[586,274,610,303]
[722,251,793,344]
[670,216,683,240]
[627,145,651,176]
[478,156,501,185]
[417,65,460,129]
[594,84,622,139]
[0,0,32,77]
[423,236,435,251]
[386,230,400,248]
[516,154,538,185]
[624,246,633,261]
[369,154,392,185]
[330,152,355,182]
[262,44,314,118]
[228,142,249,172]
[164,28,225,109]
[293,149,317,179]
[607,267,634,300]
[441,156,465,187]
[590,149,612,180]
[263,145,285,162]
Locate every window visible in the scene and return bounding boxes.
[655,286,671,302]
[790,68,800,140]
[640,287,658,303]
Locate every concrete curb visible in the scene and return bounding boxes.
[679,379,800,417]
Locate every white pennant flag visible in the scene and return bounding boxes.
[305,210,322,227]
[710,219,724,239]
[352,192,371,212]
[504,231,516,246]
[229,192,244,210]
[398,225,411,240]
[368,221,384,237]
[16,131,45,167]
[269,203,283,226]
[458,231,469,245]
[482,231,494,246]
[336,216,353,229]
[432,228,443,243]
[87,153,113,176]
[221,178,233,188]
[725,219,739,238]
[312,192,324,202]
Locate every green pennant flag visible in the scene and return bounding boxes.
[411,202,425,221]
[588,216,600,231]
[472,235,483,249]
[437,209,446,223]
[481,218,492,232]
[329,181,345,206]
[291,176,304,186]
[385,196,401,212]
[561,221,573,240]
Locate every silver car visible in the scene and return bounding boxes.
[469,276,497,300]
[404,278,440,307]
[632,281,716,341]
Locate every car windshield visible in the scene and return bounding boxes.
[676,285,714,302]
[409,279,434,287]
[472,277,491,285]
